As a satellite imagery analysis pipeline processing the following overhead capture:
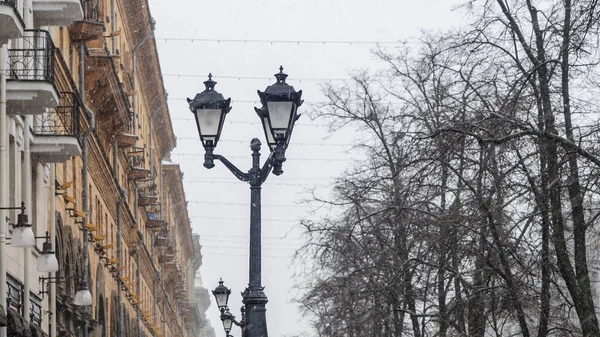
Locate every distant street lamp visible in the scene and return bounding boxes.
[37,232,59,272]
[188,67,303,337]
[39,276,92,306]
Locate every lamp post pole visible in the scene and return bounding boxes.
[211,139,272,337]
[188,67,302,337]
[246,138,268,337]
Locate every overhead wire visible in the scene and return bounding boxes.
[175,136,353,147]
[200,233,303,240]
[168,96,329,105]
[201,239,303,247]
[184,180,332,187]
[201,244,300,251]
[170,116,330,128]
[200,251,294,258]
[167,97,406,107]
[188,200,310,208]
[163,73,350,82]
[156,37,414,45]
[183,176,335,182]
[189,215,298,222]
[200,237,304,244]
[171,152,354,162]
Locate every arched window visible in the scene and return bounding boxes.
[97,295,106,337]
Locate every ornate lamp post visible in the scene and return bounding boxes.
[188,67,302,337]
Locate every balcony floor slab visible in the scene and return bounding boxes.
[6,81,59,115]
[0,4,24,44]
[33,0,83,26]
[31,135,82,163]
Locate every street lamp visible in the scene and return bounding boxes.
[1,202,36,247]
[188,66,302,337]
[212,278,231,310]
[0,203,58,268]
[40,276,92,306]
[37,232,59,272]
[73,286,93,306]
[212,280,244,337]
[256,66,302,153]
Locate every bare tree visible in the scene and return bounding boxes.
[295,1,600,336]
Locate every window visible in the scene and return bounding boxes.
[6,274,23,312]
[30,293,42,326]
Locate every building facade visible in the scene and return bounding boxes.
[0,0,214,336]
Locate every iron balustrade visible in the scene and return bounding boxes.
[129,147,146,170]
[0,0,17,8]
[137,179,158,205]
[146,203,161,219]
[138,180,157,195]
[7,29,55,83]
[33,91,81,140]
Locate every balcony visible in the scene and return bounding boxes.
[154,234,170,247]
[6,30,59,115]
[116,133,138,148]
[137,180,158,206]
[84,44,131,143]
[31,91,82,162]
[0,0,24,45]
[145,204,164,229]
[128,147,150,180]
[33,0,83,27]
[69,0,104,41]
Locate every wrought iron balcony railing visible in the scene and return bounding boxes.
[33,92,81,139]
[129,147,146,170]
[0,0,18,9]
[7,29,55,83]
[138,179,158,206]
[128,147,150,180]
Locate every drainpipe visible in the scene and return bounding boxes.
[152,276,157,328]
[134,165,141,336]
[80,38,95,337]
[149,100,166,271]
[131,21,155,136]
[162,300,166,336]
[22,0,33,325]
[116,187,126,337]
[22,115,31,325]
[81,105,94,337]
[113,142,118,179]
[136,236,141,337]
[49,164,56,337]
[113,135,126,337]
[111,0,117,53]
[149,99,166,177]
[0,44,8,337]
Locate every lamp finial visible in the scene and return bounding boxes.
[274,66,288,83]
[204,73,216,91]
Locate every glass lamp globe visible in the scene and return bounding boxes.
[11,225,35,247]
[74,288,93,306]
[37,241,59,272]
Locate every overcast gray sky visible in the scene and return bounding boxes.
[146,1,465,336]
